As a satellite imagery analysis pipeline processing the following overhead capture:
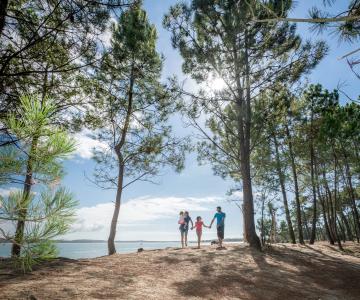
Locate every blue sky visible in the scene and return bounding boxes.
[61,0,360,241]
[3,0,358,242]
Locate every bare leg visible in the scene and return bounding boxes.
[181,232,184,248]
[185,231,188,247]
[197,232,201,248]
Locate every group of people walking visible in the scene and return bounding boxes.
[178,206,226,249]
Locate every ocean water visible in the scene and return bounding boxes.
[0,241,196,259]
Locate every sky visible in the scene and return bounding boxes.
[2,0,359,242]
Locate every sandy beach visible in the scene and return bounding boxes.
[1,242,359,300]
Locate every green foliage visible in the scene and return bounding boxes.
[253,83,360,245]
[0,1,133,135]
[1,188,77,272]
[1,94,75,185]
[0,94,77,271]
[164,0,327,183]
[88,4,189,190]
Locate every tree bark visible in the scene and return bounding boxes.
[11,136,38,257]
[260,195,265,246]
[317,187,334,244]
[322,170,337,245]
[285,123,304,244]
[107,161,125,255]
[107,65,135,255]
[333,153,343,250]
[339,210,353,241]
[309,130,317,244]
[272,133,296,244]
[343,154,360,242]
[0,0,8,37]
[233,28,261,250]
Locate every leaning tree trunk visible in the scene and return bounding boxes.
[107,67,134,255]
[343,154,360,242]
[322,170,337,245]
[315,162,334,244]
[333,152,343,250]
[108,160,125,255]
[273,133,296,244]
[317,186,335,244]
[339,210,354,241]
[285,123,304,244]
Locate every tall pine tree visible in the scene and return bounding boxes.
[164,0,326,249]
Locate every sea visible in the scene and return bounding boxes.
[0,241,199,259]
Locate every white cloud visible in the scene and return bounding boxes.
[70,195,222,233]
[73,129,108,160]
[99,16,117,48]
[0,187,21,198]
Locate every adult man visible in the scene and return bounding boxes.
[183,211,193,247]
[210,206,226,249]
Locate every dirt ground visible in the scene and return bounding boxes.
[1,242,360,300]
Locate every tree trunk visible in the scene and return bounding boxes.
[285,123,304,244]
[107,65,135,255]
[108,162,125,255]
[337,215,346,243]
[241,148,261,249]
[11,136,38,257]
[309,136,317,244]
[333,153,343,250]
[260,195,265,246]
[234,28,261,250]
[270,209,277,243]
[339,210,354,241]
[343,154,360,242]
[315,162,334,243]
[302,208,311,240]
[317,186,334,244]
[322,170,337,245]
[272,133,296,244]
[0,0,8,37]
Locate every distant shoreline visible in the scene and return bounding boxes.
[1,238,244,244]
[54,238,244,243]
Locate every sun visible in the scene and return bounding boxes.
[210,77,226,91]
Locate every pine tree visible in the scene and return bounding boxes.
[0,94,76,264]
[164,0,326,249]
[88,2,188,255]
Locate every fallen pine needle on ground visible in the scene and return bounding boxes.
[1,242,360,300]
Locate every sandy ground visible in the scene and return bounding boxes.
[1,242,360,300]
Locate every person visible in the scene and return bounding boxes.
[210,206,226,249]
[192,216,209,249]
[183,211,193,247]
[178,211,186,248]
[178,211,185,226]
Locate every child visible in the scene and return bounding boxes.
[178,211,186,248]
[178,211,185,226]
[193,216,209,249]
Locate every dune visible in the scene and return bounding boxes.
[0,242,360,300]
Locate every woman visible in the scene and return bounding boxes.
[180,211,193,248]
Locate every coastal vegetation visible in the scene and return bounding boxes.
[0,0,359,289]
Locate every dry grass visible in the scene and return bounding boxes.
[1,242,360,300]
